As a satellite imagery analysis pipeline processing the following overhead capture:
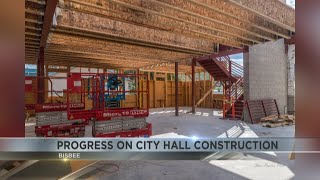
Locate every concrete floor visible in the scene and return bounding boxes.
[24,107,295,180]
[148,107,294,138]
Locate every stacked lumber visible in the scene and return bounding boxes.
[260,115,295,128]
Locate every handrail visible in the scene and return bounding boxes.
[214,56,243,79]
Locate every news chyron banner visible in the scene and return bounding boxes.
[0,138,318,160]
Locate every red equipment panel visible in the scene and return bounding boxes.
[25,77,33,92]
[96,108,149,121]
[67,73,82,92]
[35,103,85,112]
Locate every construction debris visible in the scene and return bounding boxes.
[260,114,295,128]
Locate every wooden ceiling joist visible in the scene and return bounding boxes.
[25,58,117,69]
[64,2,247,48]
[25,0,295,71]
[188,0,291,38]
[46,44,192,63]
[25,51,162,66]
[65,0,250,47]
[42,48,178,63]
[25,32,41,37]
[25,55,142,69]
[48,33,195,58]
[56,9,216,53]
[228,0,295,32]
[25,25,42,31]
[147,0,263,43]
[25,8,45,16]
[53,25,210,55]
[26,0,46,6]
[25,18,43,25]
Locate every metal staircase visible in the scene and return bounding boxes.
[197,56,244,119]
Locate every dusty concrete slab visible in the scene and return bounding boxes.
[24,107,295,180]
[148,107,294,138]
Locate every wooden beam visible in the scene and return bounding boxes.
[25,32,41,37]
[26,0,46,5]
[25,26,42,32]
[188,0,290,38]
[57,9,214,54]
[227,0,295,32]
[68,0,254,46]
[26,52,150,66]
[42,48,169,63]
[105,0,246,47]
[64,0,247,48]
[25,18,43,24]
[48,33,194,60]
[25,9,45,16]
[54,25,209,55]
[25,56,121,68]
[196,81,218,107]
[149,0,264,43]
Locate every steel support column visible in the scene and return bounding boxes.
[175,62,179,116]
[137,69,140,108]
[191,58,196,113]
[37,47,45,104]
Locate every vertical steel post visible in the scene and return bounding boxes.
[137,69,140,108]
[147,74,150,110]
[175,62,179,116]
[232,97,235,119]
[223,96,226,119]
[191,58,196,114]
[37,47,45,104]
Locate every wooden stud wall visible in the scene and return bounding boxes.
[25,74,224,112]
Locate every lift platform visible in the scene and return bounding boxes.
[66,72,152,137]
[28,71,151,137]
[28,76,87,137]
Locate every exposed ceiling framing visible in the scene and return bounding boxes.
[25,0,295,72]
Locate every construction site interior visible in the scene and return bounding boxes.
[20,0,296,179]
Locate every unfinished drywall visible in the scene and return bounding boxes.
[244,39,288,119]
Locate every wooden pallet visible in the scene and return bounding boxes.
[260,114,295,128]
[262,121,290,128]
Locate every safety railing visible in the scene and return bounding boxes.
[66,73,150,121]
[215,56,243,79]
